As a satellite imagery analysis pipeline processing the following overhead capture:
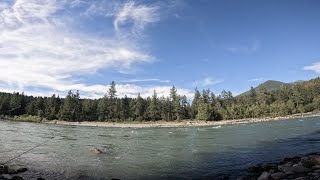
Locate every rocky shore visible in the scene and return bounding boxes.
[236,152,320,180]
[0,165,44,180]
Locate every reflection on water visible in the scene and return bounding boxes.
[0,117,320,179]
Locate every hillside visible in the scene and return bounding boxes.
[240,80,296,96]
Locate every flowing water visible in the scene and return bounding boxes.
[1,117,320,179]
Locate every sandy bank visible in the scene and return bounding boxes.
[44,112,320,128]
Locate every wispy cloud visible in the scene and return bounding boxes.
[248,77,264,82]
[226,40,261,54]
[193,77,224,87]
[0,0,194,99]
[113,1,160,34]
[304,62,320,74]
[121,78,170,83]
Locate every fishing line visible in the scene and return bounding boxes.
[2,136,54,165]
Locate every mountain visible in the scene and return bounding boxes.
[239,80,293,96]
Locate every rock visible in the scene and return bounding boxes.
[278,162,294,173]
[309,172,320,176]
[10,176,23,180]
[309,155,320,164]
[313,169,320,173]
[285,171,295,176]
[262,163,278,171]
[90,148,103,154]
[0,175,8,180]
[286,175,297,179]
[282,156,301,164]
[291,164,311,173]
[6,169,18,175]
[294,177,308,180]
[0,165,8,174]
[312,165,320,169]
[247,164,263,173]
[15,168,27,174]
[300,158,315,168]
[270,172,286,179]
[257,171,271,180]
[37,178,46,180]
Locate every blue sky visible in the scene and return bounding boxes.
[0,0,319,99]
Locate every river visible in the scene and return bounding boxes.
[1,117,320,179]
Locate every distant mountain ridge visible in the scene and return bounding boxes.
[240,80,305,96]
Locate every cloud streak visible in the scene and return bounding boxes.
[248,77,264,82]
[114,1,160,34]
[304,62,320,74]
[193,77,224,87]
[121,78,170,83]
[226,40,261,54]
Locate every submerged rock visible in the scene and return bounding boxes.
[15,168,27,174]
[90,148,103,154]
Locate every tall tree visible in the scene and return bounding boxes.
[191,88,200,119]
[60,90,81,121]
[148,90,161,121]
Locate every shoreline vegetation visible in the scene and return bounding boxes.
[2,111,320,128]
[0,78,320,126]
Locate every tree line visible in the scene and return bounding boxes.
[1,78,320,122]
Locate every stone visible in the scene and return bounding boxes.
[291,164,311,173]
[309,155,320,164]
[313,169,320,173]
[257,171,271,180]
[15,168,27,174]
[36,178,46,180]
[312,165,320,170]
[294,177,308,180]
[278,162,294,173]
[90,148,103,154]
[0,175,8,180]
[300,158,315,168]
[0,165,8,174]
[309,172,320,176]
[270,172,286,179]
[10,176,23,180]
[262,163,278,171]
[247,164,263,173]
[6,169,18,175]
[285,171,295,176]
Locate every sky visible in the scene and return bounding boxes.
[0,0,320,99]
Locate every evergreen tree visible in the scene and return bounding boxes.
[60,90,81,121]
[148,90,161,121]
[191,88,200,119]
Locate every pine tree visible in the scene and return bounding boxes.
[148,90,161,121]
[108,81,117,120]
[133,93,145,121]
[60,90,81,121]
[191,88,200,119]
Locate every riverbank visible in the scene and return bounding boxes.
[235,152,320,180]
[44,112,320,128]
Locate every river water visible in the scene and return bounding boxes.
[1,117,320,179]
